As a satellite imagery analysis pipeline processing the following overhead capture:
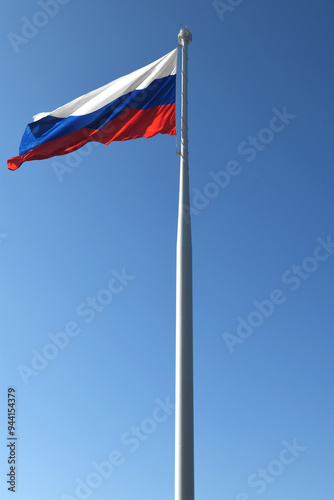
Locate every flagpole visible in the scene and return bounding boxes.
[175,27,194,500]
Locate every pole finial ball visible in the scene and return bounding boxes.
[178,27,192,44]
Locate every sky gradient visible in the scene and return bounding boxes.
[1,1,334,499]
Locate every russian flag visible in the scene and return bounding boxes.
[7,48,178,171]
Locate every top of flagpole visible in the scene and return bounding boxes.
[178,26,192,44]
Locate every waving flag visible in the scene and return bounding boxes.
[7,48,177,170]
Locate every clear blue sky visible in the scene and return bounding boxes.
[1,1,334,499]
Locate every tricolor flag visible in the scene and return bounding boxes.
[7,48,177,170]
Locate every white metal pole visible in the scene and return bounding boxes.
[175,27,194,500]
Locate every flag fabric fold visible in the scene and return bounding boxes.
[7,48,178,170]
